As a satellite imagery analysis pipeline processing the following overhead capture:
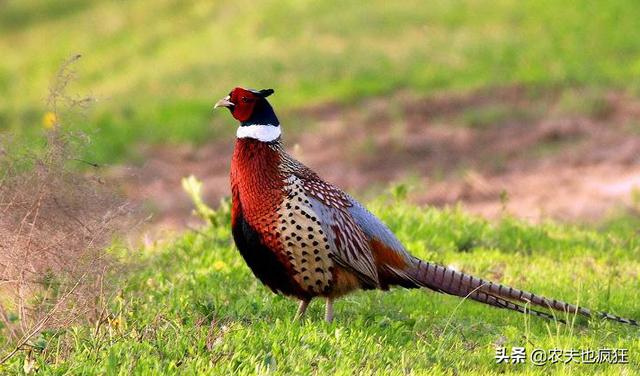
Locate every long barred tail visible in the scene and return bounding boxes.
[405,259,639,326]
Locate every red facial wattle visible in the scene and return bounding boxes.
[230,88,258,122]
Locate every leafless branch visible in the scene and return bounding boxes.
[0,54,137,364]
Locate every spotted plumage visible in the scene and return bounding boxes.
[215,87,639,326]
[278,175,333,294]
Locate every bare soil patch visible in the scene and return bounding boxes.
[115,86,640,233]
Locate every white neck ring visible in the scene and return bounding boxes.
[236,124,281,142]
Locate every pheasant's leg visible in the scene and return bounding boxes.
[325,298,334,323]
[295,299,310,321]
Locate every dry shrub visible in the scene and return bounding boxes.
[0,55,135,362]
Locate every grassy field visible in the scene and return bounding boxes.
[2,0,640,162]
[1,196,638,374]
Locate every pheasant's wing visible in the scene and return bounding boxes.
[282,155,379,287]
[305,195,379,287]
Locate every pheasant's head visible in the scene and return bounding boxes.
[214,87,277,123]
[215,87,281,142]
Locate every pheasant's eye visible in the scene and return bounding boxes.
[241,97,250,103]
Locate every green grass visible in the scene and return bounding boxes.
[1,198,638,374]
[3,0,640,162]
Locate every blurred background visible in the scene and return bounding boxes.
[2,0,640,232]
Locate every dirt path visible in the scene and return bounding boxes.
[116,87,640,233]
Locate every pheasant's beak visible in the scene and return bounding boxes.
[214,96,234,110]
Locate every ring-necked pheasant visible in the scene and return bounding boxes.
[214,87,638,326]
